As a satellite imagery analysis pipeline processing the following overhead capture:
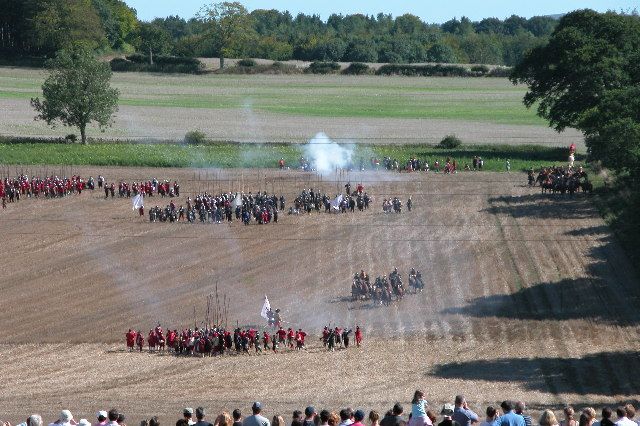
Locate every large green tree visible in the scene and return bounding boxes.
[134,22,173,64]
[510,9,640,178]
[31,47,119,144]
[198,2,255,69]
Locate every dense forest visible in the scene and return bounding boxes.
[0,0,559,65]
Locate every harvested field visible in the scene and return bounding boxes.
[0,68,584,147]
[0,167,638,424]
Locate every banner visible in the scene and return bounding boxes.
[330,194,343,210]
[260,295,271,319]
[132,194,144,210]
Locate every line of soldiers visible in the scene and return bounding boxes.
[112,179,179,199]
[1,174,88,203]
[147,190,284,224]
[320,325,363,351]
[126,324,310,355]
[382,197,411,213]
[351,268,425,305]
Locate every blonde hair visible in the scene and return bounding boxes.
[214,412,232,426]
[540,410,559,426]
[328,413,340,426]
[583,408,596,421]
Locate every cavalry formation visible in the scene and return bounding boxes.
[529,166,593,194]
[351,268,425,305]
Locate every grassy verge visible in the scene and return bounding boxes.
[0,138,580,172]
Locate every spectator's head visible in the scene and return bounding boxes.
[149,417,159,426]
[215,412,232,426]
[232,410,242,422]
[515,402,526,415]
[454,396,465,407]
[108,411,119,423]
[177,420,189,426]
[412,391,425,405]
[118,414,126,425]
[500,402,513,414]
[354,411,365,423]
[583,408,596,422]
[184,409,194,420]
[539,410,559,426]
[602,408,613,420]
[368,411,379,425]
[392,404,403,416]
[616,407,627,419]
[328,413,340,426]
[320,411,331,425]
[60,410,74,423]
[272,417,285,426]
[28,415,43,426]
[486,407,497,420]
[625,405,636,419]
[79,420,92,426]
[196,408,206,421]
[564,407,575,420]
[426,411,436,424]
[98,412,108,423]
[252,403,262,415]
[339,409,353,422]
[305,407,317,420]
[579,413,591,426]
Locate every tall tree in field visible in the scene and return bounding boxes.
[31,47,119,145]
[199,2,255,69]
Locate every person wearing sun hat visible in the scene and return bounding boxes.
[49,410,75,426]
[95,412,108,426]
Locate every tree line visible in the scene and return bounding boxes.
[1,0,559,66]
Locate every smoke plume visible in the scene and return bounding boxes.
[303,132,354,173]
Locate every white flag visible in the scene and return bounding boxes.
[331,194,343,210]
[233,193,242,209]
[132,194,144,210]
[260,295,271,319]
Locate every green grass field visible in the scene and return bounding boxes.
[0,68,545,125]
[0,140,579,172]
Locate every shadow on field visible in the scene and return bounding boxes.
[430,351,640,396]
[484,194,598,220]
[452,194,640,326]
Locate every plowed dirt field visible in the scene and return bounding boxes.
[1,168,638,424]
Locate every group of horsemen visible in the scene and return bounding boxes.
[528,166,593,194]
[351,268,425,305]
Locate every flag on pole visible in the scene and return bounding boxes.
[260,295,271,319]
[132,193,144,210]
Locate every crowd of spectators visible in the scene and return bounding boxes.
[5,397,637,426]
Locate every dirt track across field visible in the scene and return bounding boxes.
[0,168,638,424]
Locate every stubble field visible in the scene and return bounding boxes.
[0,167,638,424]
[0,68,583,146]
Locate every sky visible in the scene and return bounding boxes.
[126,0,639,22]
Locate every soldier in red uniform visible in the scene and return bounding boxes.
[355,326,363,347]
[126,329,136,351]
[295,329,307,350]
[287,327,295,348]
[276,326,287,345]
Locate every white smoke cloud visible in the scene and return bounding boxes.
[303,132,354,173]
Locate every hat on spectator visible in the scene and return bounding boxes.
[354,411,365,422]
[79,419,92,426]
[97,412,108,420]
[252,402,262,410]
[60,411,74,422]
[184,408,194,416]
[305,407,316,417]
